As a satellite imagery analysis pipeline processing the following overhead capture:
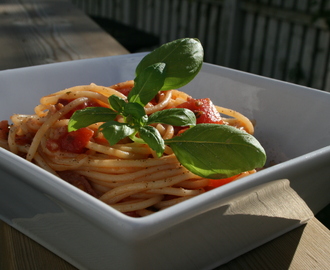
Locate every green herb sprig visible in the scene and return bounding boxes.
[68,38,266,179]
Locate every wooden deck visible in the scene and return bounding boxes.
[0,0,128,71]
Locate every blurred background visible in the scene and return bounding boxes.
[71,0,330,92]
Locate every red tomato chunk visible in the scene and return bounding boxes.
[206,175,237,191]
[116,87,132,96]
[58,98,106,119]
[0,120,9,140]
[176,98,223,124]
[60,128,94,154]
[47,128,94,154]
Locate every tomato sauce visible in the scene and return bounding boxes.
[176,98,223,124]
[46,128,94,154]
[58,171,98,197]
[205,176,238,191]
[58,98,106,119]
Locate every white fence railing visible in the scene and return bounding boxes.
[71,0,330,91]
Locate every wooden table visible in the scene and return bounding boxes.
[0,0,329,269]
[0,0,127,70]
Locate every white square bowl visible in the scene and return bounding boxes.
[1,54,330,270]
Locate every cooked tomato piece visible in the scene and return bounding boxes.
[111,81,134,96]
[58,98,105,119]
[58,171,98,197]
[205,175,238,191]
[59,128,94,154]
[124,211,140,217]
[116,87,132,96]
[176,98,223,124]
[15,133,34,145]
[0,120,9,140]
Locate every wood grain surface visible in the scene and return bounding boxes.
[1,217,329,270]
[0,0,128,71]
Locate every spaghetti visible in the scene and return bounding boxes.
[0,81,257,217]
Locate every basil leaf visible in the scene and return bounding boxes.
[128,62,166,106]
[148,108,196,126]
[166,124,266,179]
[109,95,126,113]
[123,102,148,126]
[135,38,203,90]
[100,121,135,146]
[68,107,117,131]
[139,125,165,157]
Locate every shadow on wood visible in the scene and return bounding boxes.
[90,16,160,53]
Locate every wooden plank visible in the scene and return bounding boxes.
[205,5,221,64]
[250,14,267,74]
[241,1,329,30]
[196,1,209,49]
[270,0,284,7]
[152,0,163,40]
[298,0,330,90]
[262,17,279,77]
[216,218,330,270]
[284,24,305,84]
[272,20,291,80]
[144,0,154,33]
[0,221,77,270]
[2,217,329,270]
[168,0,179,41]
[222,0,241,68]
[98,0,108,18]
[295,0,309,12]
[311,30,330,90]
[136,0,144,30]
[282,0,296,9]
[187,0,199,39]
[0,0,128,71]
[300,26,317,87]
[112,0,123,22]
[160,0,171,44]
[321,0,330,91]
[237,10,255,71]
[177,0,188,38]
[216,0,239,67]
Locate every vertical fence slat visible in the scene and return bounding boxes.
[321,0,330,91]
[144,0,154,33]
[250,14,267,74]
[187,0,199,39]
[205,5,221,63]
[168,0,179,41]
[196,2,208,49]
[270,0,284,8]
[220,0,241,67]
[273,20,290,81]
[283,0,296,10]
[301,26,317,87]
[160,0,171,44]
[151,0,162,37]
[312,30,330,90]
[324,45,330,91]
[178,0,189,38]
[238,10,255,71]
[262,17,278,77]
[284,24,305,84]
